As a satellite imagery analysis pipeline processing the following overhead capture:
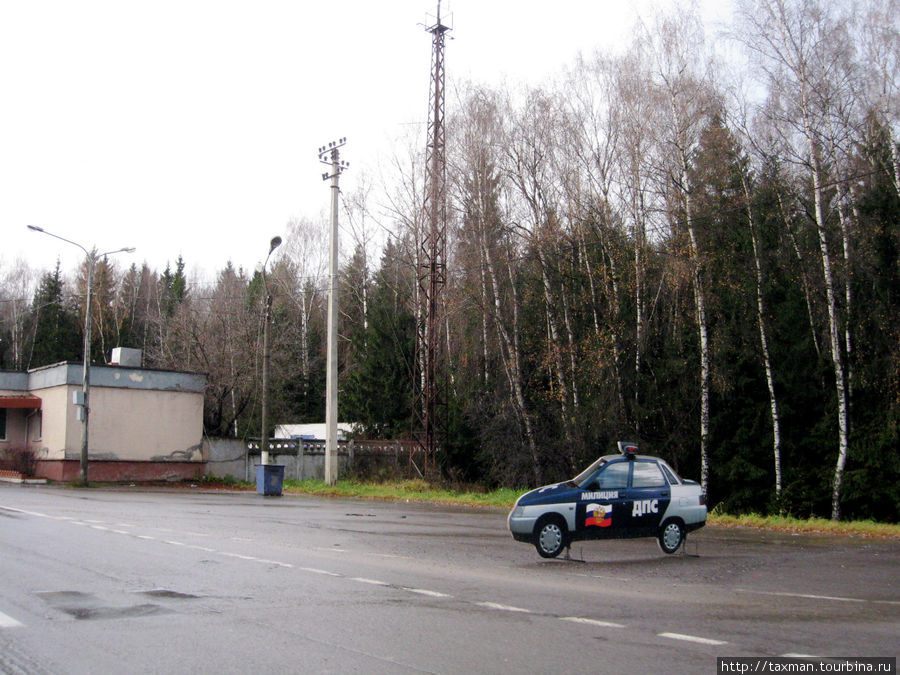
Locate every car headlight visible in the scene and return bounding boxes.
[511,505,526,518]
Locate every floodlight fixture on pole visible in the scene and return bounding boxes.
[26,225,135,486]
[319,138,348,486]
[260,235,282,466]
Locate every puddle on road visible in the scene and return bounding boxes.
[136,589,200,599]
[36,589,196,621]
[61,604,170,620]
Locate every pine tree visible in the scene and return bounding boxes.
[29,262,81,368]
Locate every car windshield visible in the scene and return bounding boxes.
[570,457,608,487]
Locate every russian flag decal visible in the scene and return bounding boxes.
[585,503,612,527]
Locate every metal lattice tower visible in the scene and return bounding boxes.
[416,1,450,469]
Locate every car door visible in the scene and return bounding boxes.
[625,460,671,535]
[576,460,631,539]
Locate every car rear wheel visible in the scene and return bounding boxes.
[534,516,567,558]
[658,519,684,554]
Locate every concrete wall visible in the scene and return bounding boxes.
[204,438,424,483]
[204,438,247,480]
[29,385,70,459]
[205,437,352,482]
[88,387,203,461]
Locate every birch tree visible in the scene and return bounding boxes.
[0,259,36,370]
[736,0,853,519]
[648,10,716,494]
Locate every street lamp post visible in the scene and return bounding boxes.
[260,236,282,467]
[27,225,134,486]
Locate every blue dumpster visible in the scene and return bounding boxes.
[256,464,285,496]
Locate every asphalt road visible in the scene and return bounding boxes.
[0,484,897,674]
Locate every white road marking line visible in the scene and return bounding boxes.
[136,535,155,540]
[658,632,728,646]
[89,525,109,531]
[401,588,452,598]
[219,552,257,561]
[111,530,130,535]
[736,589,866,603]
[0,612,23,628]
[314,546,347,553]
[298,567,342,577]
[0,507,68,521]
[186,545,216,552]
[476,602,532,614]
[560,617,625,629]
[255,559,293,568]
[164,540,186,546]
[351,577,390,586]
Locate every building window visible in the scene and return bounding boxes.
[32,411,42,441]
[0,408,6,440]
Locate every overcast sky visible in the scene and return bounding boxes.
[1,0,734,281]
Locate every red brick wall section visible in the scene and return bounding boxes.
[33,461,205,482]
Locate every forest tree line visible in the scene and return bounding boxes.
[1,0,897,521]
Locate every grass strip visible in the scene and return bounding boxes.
[281,478,521,508]
[708,512,900,539]
[191,476,899,538]
[277,479,900,538]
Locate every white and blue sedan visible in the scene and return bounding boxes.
[508,442,707,558]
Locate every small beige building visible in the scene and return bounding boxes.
[0,357,205,482]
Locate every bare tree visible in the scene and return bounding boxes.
[0,258,37,370]
[858,0,900,200]
[503,86,579,467]
[608,45,663,434]
[728,88,787,501]
[647,9,717,494]
[449,84,541,483]
[563,54,630,425]
[736,0,854,519]
[280,216,328,386]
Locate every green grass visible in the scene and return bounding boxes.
[281,478,521,508]
[707,512,900,539]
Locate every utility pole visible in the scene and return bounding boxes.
[319,138,348,485]
[416,1,450,472]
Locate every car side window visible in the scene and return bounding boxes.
[659,462,680,485]
[595,462,630,489]
[632,461,666,488]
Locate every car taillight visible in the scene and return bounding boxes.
[699,494,706,506]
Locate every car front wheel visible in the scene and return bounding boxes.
[534,516,567,558]
[658,519,685,554]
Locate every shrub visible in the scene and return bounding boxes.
[0,447,38,477]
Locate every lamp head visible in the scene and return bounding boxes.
[269,236,282,254]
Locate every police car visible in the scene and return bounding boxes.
[508,442,706,558]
